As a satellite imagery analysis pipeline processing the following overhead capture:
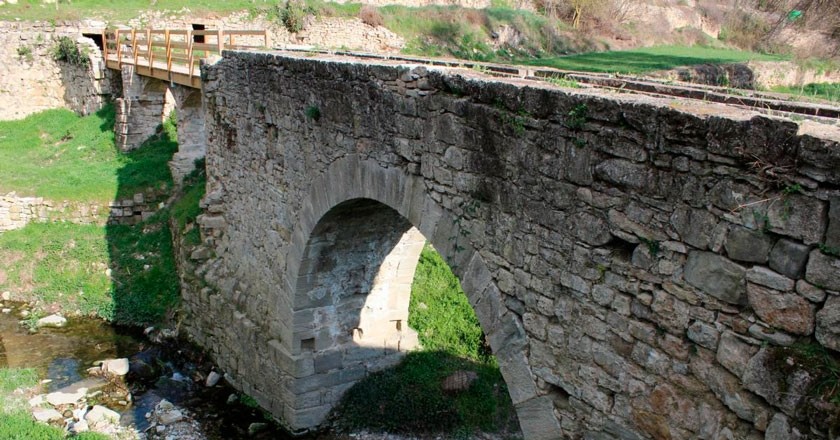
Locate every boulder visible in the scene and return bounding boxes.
[84,405,120,429]
[32,407,63,422]
[100,358,129,376]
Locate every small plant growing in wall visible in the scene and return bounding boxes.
[52,36,88,66]
[16,45,33,63]
[567,103,588,130]
[305,105,321,122]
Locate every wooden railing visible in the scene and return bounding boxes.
[103,28,268,89]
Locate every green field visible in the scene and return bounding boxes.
[518,45,786,74]
[773,82,840,103]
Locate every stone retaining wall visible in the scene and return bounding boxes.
[0,192,161,232]
[189,52,840,439]
[0,21,115,121]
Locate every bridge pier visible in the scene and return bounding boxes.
[169,87,206,183]
[114,65,169,151]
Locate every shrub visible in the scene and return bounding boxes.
[52,36,88,66]
[359,5,384,28]
[279,0,313,33]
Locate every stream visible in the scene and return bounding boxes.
[0,302,299,439]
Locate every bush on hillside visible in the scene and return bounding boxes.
[359,5,384,27]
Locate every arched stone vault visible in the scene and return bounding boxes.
[181,51,840,439]
[283,156,553,438]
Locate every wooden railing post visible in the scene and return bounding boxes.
[165,29,172,74]
[131,29,138,67]
[264,30,268,48]
[187,29,195,78]
[146,29,153,71]
[217,29,223,54]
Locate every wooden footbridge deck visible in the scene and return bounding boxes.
[104,28,268,89]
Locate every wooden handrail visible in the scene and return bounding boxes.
[102,28,267,88]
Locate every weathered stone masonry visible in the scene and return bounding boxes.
[185,51,840,439]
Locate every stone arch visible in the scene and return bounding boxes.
[283,155,560,439]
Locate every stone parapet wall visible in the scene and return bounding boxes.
[192,52,840,439]
[0,21,115,121]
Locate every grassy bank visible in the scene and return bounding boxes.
[0,107,181,325]
[333,245,517,436]
[0,106,175,203]
[0,367,107,440]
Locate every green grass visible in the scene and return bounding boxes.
[106,211,181,325]
[409,244,489,362]
[170,160,207,246]
[773,83,840,103]
[518,45,787,74]
[0,0,278,21]
[0,222,112,318]
[333,245,515,435]
[0,105,176,203]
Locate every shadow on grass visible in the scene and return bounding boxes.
[104,112,182,326]
[331,350,517,436]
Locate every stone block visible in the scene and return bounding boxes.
[768,238,810,279]
[745,266,794,291]
[724,226,773,263]
[746,283,815,335]
[765,413,805,440]
[816,295,840,352]
[826,197,840,249]
[805,250,840,291]
[743,347,814,416]
[515,395,563,440]
[795,280,826,303]
[715,331,758,377]
[684,251,746,305]
[766,194,826,245]
[672,207,718,250]
[747,324,795,346]
[687,321,719,350]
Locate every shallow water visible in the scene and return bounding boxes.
[0,303,294,439]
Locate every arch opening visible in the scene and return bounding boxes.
[288,197,518,435]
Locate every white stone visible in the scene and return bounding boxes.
[84,405,121,427]
[205,371,222,387]
[45,389,85,406]
[32,407,62,422]
[158,409,184,425]
[36,314,67,328]
[100,358,129,376]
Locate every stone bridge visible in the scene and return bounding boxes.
[179,51,840,439]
